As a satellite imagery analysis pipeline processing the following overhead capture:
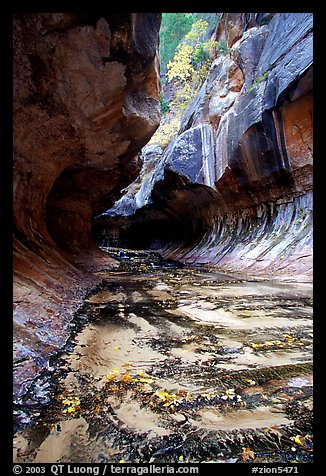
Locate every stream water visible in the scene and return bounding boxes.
[13,248,313,464]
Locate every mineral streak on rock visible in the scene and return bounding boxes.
[13,13,161,402]
[96,13,313,280]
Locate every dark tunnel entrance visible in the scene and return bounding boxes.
[92,170,221,252]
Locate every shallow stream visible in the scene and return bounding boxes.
[13,248,313,464]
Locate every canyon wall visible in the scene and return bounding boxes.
[13,13,161,405]
[96,13,313,280]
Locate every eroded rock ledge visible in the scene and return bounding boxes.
[95,13,312,280]
[13,13,161,403]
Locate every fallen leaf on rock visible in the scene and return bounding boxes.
[241,447,255,462]
[290,434,313,449]
[104,373,117,382]
[138,377,154,384]
[244,379,257,386]
[61,396,81,414]
[121,373,135,383]
[155,390,172,400]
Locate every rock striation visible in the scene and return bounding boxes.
[13,13,161,406]
[96,13,313,279]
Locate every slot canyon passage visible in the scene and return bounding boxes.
[13,13,313,464]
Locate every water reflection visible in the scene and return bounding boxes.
[13,249,313,463]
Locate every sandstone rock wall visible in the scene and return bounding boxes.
[97,13,313,279]
[13,13,161,405]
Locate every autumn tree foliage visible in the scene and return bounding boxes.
[151,19,222,147]
[167,20,214,82]
[159,13,194,73]
[167,19,217,111]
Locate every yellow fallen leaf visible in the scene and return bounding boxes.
[62,396,80,407]
[105,373,117,381]
[155,390,171,399]
[121,374,134,383]
[241,447,255,462]
[62,399,72,406]
[293,435,303,445]
[139,377,154,384]
[291,434,312,448]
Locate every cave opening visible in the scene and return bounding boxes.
[91,169,221,252]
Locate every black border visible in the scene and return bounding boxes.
[5,3,321,474]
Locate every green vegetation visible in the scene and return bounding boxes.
[151,14,226,148]
[167,19,215,85]
[216,38,231,55]
[159,13,221,73]
[160,92,170,115]
[244,71,269,96]
[159,13,194,73]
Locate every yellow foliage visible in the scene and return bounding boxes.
[149,114,181,148]
[153,19,218,149]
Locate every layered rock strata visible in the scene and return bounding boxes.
[13,13,161,404]
[96,13,313,279]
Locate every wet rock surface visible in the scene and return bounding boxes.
[14,250,313,464]
[13,13,161,403]
[95,13,313,280]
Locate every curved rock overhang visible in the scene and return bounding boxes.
[13,12,161,404]
[94,13,312,280]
